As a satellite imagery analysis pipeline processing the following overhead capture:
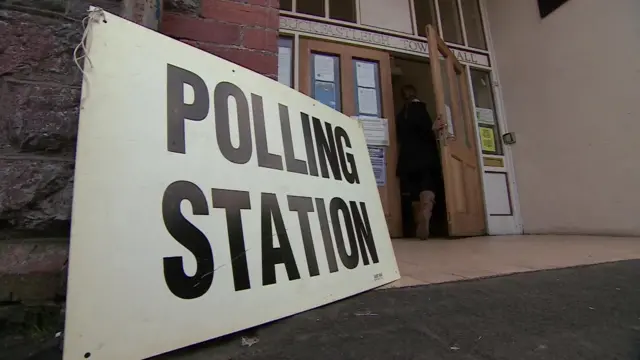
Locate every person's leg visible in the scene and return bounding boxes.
[399,175,416,238]
[401,172,423,239]
[416,172,437,240]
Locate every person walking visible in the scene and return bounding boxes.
[396,84,444,239]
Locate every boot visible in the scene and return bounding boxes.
[415,191,435,240]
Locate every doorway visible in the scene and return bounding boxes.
[390,56,449,238]
[298,34,486,239]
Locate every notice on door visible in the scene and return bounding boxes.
[479,127,497,152]
[476,107,495,125]
[355,62,376,88]
[64,8,399,360]
[368,146,386,186]
[313,54,335,82]
[353,116,389,146]
[357,87,380,115]
[314,81,338,110]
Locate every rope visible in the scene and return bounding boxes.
[73,8,106,107]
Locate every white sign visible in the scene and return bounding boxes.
[353,116,389,146]
[279,16,491,67]
[357,87,379,115]
[64,9,399,360]
[476,107,495,125]
[356,62,377,88]
[314,54,335,82]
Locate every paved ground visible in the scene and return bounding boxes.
[388,236,640,288]
[19,260,640,360]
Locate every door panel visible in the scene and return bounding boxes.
[426,25,486,236]
[299,39,402,238]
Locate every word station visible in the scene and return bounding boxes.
[162,65,381,300]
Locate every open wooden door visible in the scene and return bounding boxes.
[299,39,402,238]
[426,25,486,236]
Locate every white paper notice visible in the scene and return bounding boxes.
[358,87,379,115]
[277,46,292,87]
[356,62,376,88]
[476,107,495,125]
[314,54,335,82]
[352,116,389,146]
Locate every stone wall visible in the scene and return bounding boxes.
[0,0,279,337]
[0,0,121,304]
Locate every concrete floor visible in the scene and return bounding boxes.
[15,235,640,360]
[383,235,640,289]
[154,259,640,360]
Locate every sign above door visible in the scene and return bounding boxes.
[280,16,490,67]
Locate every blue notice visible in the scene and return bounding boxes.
[314,81,338,110]
[368,146,386,187]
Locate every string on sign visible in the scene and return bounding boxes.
[73,7,106,107]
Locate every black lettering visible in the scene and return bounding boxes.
[162,181,213,300]
[166,64,209,154]
[211,188,251,291]
[262,193,301,285]
[214,82,253,164]
[330,197,358,269]
[315,198,338,273]
[301,113,319,177]
[252,94,284,170]
[313,117,342,181]
[335,126,360,184]
[280,104,308,175]
[288,196,319,277]
[349,201,379,265]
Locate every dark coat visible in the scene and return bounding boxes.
[395,99,441,176]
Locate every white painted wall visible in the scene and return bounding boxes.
[485,0,640,235]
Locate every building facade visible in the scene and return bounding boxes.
[270,0,640,237]
[1,0,639,304]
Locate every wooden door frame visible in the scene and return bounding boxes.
[427,25,487,236]
[299,38,403,237]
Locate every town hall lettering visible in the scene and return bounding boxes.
[280,16,487,66]
[162,64,379,300]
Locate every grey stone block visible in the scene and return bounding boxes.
[0,158,74,232]
[0,80,80,153]
[0,10,83,84]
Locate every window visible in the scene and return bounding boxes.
[329,0,357,23]
[437,0,463,45]
[470,69,502,155]
[461,0,486,49]
[297,0,325,17]
[353,60,382,116]
[414,0,438,37]
[280,0,292,11]
[538,0,570,18]
[412,0,487,50]
[294,0,357,22]
[311,53,342,111]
